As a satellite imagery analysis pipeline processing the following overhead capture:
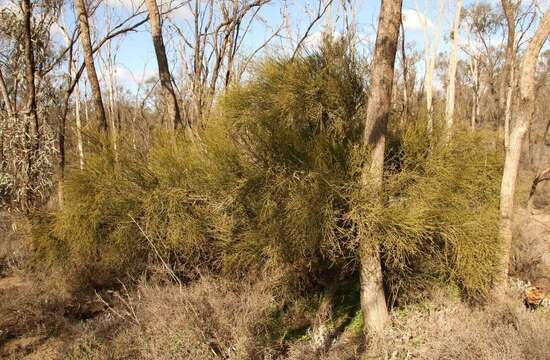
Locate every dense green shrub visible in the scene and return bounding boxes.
[31,39,502,301]
[357,124,503,301]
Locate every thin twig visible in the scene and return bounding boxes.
[129,214,182,287]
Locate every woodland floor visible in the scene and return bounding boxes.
[0,207,549,360]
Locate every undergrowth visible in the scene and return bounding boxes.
[31,39,502,304]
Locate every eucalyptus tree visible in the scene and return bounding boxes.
[498,7,550,293]
[444,0,463,136]
[74,0,108,133]
[360,0,402,338]
[144,0,185,132]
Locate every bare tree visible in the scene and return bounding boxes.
[469,54,480,129]
[445,0,463,136]
[59,25,84,170]
[497,7,550,292]
[417,0,445,132]
[54,6,149,205]
[171,0,274,126]
[21,0,40,208]
[144,0,185,131]
[501,0,518,150]
[360,0,402,338]
[75,0,108,133]
[500,1,539,149]
[100,4,120,155]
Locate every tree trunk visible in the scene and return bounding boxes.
[0,69,13,116]
[21,0,39,209]
[400,18,409,120]
[444,0,462,137]
[60,28,85,170]
[470,56,480,130]
[418,0,445,132]
[106,67,118,157]
[497,8,550,292]
[144,0,184,131]
[360,0,402,339]
[504,64,514,150]
[501,0,517,150]
[74,62,85,170]
[75,0,108,133]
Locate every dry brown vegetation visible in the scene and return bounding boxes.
[3,264,549,360]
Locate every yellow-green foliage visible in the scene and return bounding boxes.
[32,39,502,301]
[353,123,503,301]
[215,40,364,279]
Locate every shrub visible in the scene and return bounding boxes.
[31,38,503,302]
[355,125,504,302]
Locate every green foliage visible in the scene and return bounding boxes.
[31,39,503,301]
[215,40,365,280]
[352,123,503,301]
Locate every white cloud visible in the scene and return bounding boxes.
[107,0,191,20]
[302,31,342,50]
[402,9,433,31]
[114,65,156,85]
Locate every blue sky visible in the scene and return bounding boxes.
[103,0,446,84]
[37,0,547,92]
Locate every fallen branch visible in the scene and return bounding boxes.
[527,166,550,211]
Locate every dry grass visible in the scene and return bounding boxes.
[0,212,27,275]
[374,291,550,360]
[511,209,550,290]
[2,267,549,360]
[95,276,282,360]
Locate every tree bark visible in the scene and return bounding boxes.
[0,69,13,116]
[501,0,517,150]
[74,62,85,170]
[75,0,108,133]
[360,0,402,339]
[497,8,550,292]
[144,0,184,131]
[60,27,85,170]
[418,0,445,132]
[444,0,462,137]
[400,18,409,120]
[504,64,515,150]
[470,56,480,130]
[21,0,39,209]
